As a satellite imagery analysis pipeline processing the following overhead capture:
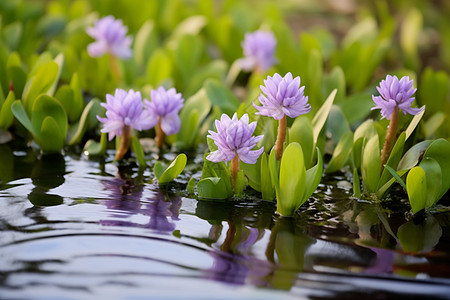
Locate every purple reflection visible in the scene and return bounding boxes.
[364,247,394,274]
[99,177,181,233]
[206,223,272,286]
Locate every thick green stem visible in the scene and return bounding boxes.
[231,153,239,191]
[380,106,399,166]
[155,117,165,148]
[115,125,131,161]
[275,115,287,161]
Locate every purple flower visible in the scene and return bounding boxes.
[97,89,153,141]
[86,15,132,59]
[371,75,424,120]
[240,30,277,72]
[254,72,311,120]
[207,113,264,164]
[144,86,184,136]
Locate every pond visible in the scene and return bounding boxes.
[1,147,449,299]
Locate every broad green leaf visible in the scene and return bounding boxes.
[353,168,361,198]
[400,8,422,70]
[69,73,84,122]
[186,60,228,96]
[397,140,432,171]
[418,68,449,116]
[172,34,203,87]
[23,61,59,112]
[40,116,63,152]
[3,22,22,50]
[47,53,64,96]
[278,143,306,216]
[289,115,314,167]
[83,133,107,156]
[423,112,445,139]
[361,135,381,193]
[201,153,232,196]
[169,15,207,42]
[339,91,373,125]
[260,152,275,201]
[405,108,425,140]
[158,153,187,184]
[11,100,34,135]
[377,131,406,191]
[324,66,346,103]
[240,158,261,192]
[31,95,68,141]
[197,177,231,199]
[6,64,26,99]
[131,136,147,168]
[312,89,337,143]
[325,131,353,173]
[55,85,74,119]
[342,17,378,47]
[419,158,442,208]
[0,91,15,129]
[423,138,450,199]
[303,147,323,205]
[406,166,427,214]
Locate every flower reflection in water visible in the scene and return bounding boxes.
[99,175,181,233]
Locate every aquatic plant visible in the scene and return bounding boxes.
[254,72,311,160]
[144,86,184,148]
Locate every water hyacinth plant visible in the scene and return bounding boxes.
[255,72,311,160]
[97,88,152,161]
[144,86,184,148]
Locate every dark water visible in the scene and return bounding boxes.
[1,146,450,299]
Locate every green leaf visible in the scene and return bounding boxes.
[325,131,353,173]
[11,100,34,135]
[303,147,323,205]
[234,170,246,197]
[397,140,432,171]
[131,136,147,168]
[277,143,306,216]
[353,168,361,198]
[339,91,373,125]
[69,73,84,122]
[289,115,314,167]
[400,8,422,70]
[197,177,231,199]
[134,20,158,68]
[423,138,450,199]
[326,105,351,144]
[423,112,445,139]
[23,61,59,112]
[361,135,381,193]
[154,161,166,180]
[83,133,107,156]
[324,66,346,103]
[7,64,26,99]
[383,165,407,191]
[158,153,187,185]
[312,89,337,143]
[0,91,15,129]
[406,166,427,214]
[31,95,68,143]
[146,48,173,86]
[40,117,64,152]
[187,177,196,194]
[377,131,406,191]
[240,158,261,192]
[418,68,449,116]
[419,157,442,208]
[169,15,207,42]
[260,152,275,201]
[55,85,74,119]
[405,108,425,140]
[172,34,203,87]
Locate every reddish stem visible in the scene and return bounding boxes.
[381,106,399,166]
[115,125,131,161]
[155,117,165,148]
[275,115,287,161]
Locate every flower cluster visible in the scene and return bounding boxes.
[207,113,264,165]
[240,30,277,73]
[371,75,424,120]
[254,72,311,120]
[86,15,133,59]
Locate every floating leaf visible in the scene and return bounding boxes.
[406,166,427,214]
